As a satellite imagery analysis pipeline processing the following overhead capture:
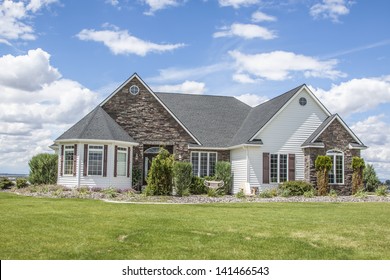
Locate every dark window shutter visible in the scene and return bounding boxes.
[83,144,88,176]
[103,145,108,177]
[60,145,64,177]
[289,154,295,181]
[127,147,131,178]
[73,145,77,176]
[263,152,270,184]
[114,145,118,177]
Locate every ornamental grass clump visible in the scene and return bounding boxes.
[279,181,314,197]
[315,155,332,196]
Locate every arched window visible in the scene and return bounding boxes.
[326,150,344,184]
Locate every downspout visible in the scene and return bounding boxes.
[77,143,81,187]
[130,146,133,188]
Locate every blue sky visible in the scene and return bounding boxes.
[0,0,390,180]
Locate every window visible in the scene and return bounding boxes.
[117,147,127,176]
[88,145,103,176]
[63,145,74,175]
[299,97,307,106]
[327,150,344,184]
[270,154,288,183]
[130,85,139,95]
[191,152,217,177]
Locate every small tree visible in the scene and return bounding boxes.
[173,161,192,196]
[363,163,380,192]
[315,155,332,196]
[351,157,365,194]
[215,161,232,195]
[146,148,174,195]
[29,153,58,185]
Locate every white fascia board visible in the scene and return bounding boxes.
[348,143,368,150]
[55,139,139,146]
[250,85,332,141]
[99,73,202,146]
[301,143,325,149]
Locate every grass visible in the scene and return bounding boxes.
[0,192,390,260]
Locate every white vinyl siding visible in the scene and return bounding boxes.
[57,144,133,189]
[231,148,248,194]
[253,89,328,184]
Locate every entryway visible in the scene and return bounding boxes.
[143,145,173,184]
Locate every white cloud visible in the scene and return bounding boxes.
[310,0,351,22]
[229,50,345,81]
[0,48,61,91]
[309,77,390,116]
[234,93,268,107]
[251,11,277,22]
[218,0,259,9]
[105,0,119,7]
[0,0,57,43]
[152,80,206,94]
[0,49,99,173]
[214,23,277,40]
[76,26,185,56]
[143,0,183,15]
[351,115,390,180]
[233,73,257,84]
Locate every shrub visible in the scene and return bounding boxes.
[303,189,315,198]
[0,177,14,189]
[329,189,338,198]
[354,189,368,199]
[258,188,278,198]
[103,187,118,198]
[352,157,365,195]
[16,178,28,189]
[363,164,380,192]
[279,181,314,196]
[173,162,192,197]
[207,188,219,197]
[190,176,207,195]
[376,185,388,197]
[235,189,245,198]
[28,153,58,185]
[215,161,232,195]
[146,148,174,195]
[315,155,332,196]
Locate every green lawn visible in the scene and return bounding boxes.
[1,192,389,260]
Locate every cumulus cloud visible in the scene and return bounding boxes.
[351,115,390,180]
[309,77,390,116]
[218,0,259,9]
[143,0,183,15]
[310,0,351,22]
[0,0,58,44]
[214,23,277,40]
[152,81,206,94]
[229,50,345,81]
[251,11,277,22]
[0,49,99,173]
[0,48,61,91]
[76,26,185,56]
[234,93,268,107]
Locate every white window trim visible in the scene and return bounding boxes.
[87,145,104,176]
[63,145,75,176]
[190,151,218,177]
[117,146,127,177]
[326,150,344,185]
[270,153,288,184]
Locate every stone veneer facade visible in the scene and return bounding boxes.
[102,77,230,185]
[303,119,360,195]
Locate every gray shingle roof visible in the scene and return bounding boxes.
[56,106,136,143]
[155,93,251,147]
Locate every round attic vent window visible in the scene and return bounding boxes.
[299,97,307,106]
[130,85,140,95]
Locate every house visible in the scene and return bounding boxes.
[54,73,366,194]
